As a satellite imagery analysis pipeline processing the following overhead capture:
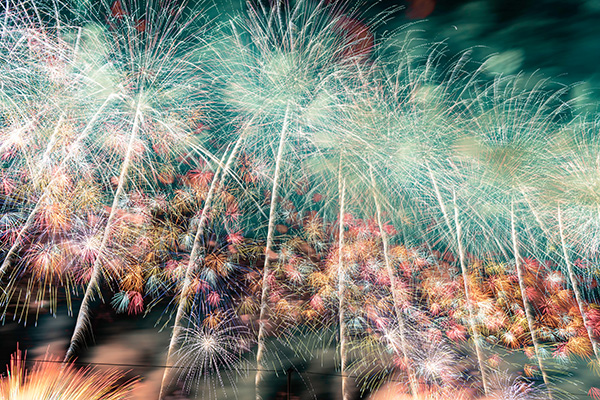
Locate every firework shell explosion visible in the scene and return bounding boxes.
[0,347,137,399]
[1,0,600,399]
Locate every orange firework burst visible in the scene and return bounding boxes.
[0,347,137,400]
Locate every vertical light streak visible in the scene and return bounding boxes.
[338,157,348,400]
[0,95,116,281]
[370,168,419,399]
[452,189,489,396]
[428,165,489,396]
[65,92,142,361]
[255,103,290,400]
[33,114,64,185]
[511,202,553,400]
[557,205,600,362]
[158,131,246,399]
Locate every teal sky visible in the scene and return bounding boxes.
[371,0,600,107]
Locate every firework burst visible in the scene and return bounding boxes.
[0,346,137,400]
[171,311,252,399]
[2,0,600,399]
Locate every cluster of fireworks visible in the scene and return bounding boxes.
[1,0,600,399]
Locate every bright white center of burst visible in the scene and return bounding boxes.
[422,360,440,377]
[546,272,563,285]
[5,125,27,149]
[199,335,217,353]
[82,235,101,252]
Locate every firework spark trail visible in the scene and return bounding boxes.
[425,160,490,395]
[537,118,600,369]
[544,117,600,363]
[208,10,385,395]
[457,74,598,389]
[200,2,379,389]
[327,42,493,395]
[427,163,455,249]
[370,166,419,399]
[440,75,581,394]
[557,206,600,361]
[337,160,348,400]
[0,346,137,400]
[451,188,490,396]
[1,15,83,190]
[0,120,36,156]
[159,126,248,399]
[255,103,290,400]
[510,202,553,399]
[172,311,250,400]
[0,94,117,281]
[32,114,65,185]
[1,0,8,41]
[65,93,143,361]
[484,371,548,400]
[559,124,600,258]
[4,0,600,397]
[2,0,213,324]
